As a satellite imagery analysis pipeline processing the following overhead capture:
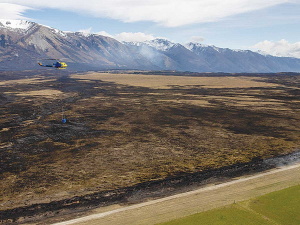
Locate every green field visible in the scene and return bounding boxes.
[159,185,300,225]
[158,205,272,225]
[249,185,300,225]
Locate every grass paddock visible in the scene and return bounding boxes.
[159,184,300,225]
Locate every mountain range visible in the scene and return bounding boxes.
[1,19,300,73]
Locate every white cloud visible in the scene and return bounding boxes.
[78,27,92,34]
[1,0,293,27]
[96,31,114,38]
[77,28,156,42]
[252,39,300,58]
[190,36,205,43]
[114,32,155,42]
[0,3,32,20]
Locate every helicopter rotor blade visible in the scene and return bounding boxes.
[39,58,69,62]
[40,58,59,61]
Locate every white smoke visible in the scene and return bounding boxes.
[263,151,300,167]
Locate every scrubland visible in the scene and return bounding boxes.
[1,71,300,217]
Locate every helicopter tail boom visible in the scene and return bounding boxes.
[38,62,55,67]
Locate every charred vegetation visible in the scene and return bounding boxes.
[1,71,300,223]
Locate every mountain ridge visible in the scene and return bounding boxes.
[0,20,158,71]
[1,19,300,72]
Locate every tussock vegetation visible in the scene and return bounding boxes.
[1,71,300,210]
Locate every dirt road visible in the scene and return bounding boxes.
[51,162,300,225]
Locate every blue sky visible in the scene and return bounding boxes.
[1,1,300,57]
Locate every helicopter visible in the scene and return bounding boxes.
[38,59,67,69]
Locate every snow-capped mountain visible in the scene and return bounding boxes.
[1,19,300,72]
[182,42,300,72]
[123,39,300,72]
[124,39,183,70]
[0,19,34,31]
[125,39,176,51]
[185,42,218,52]
[185,42,248,54]
[143,39,176,51]
[0,20,158,70]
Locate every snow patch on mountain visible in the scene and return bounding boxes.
[232,49,248,53]
[41,24,67,37]
[51,28,67,37]
[78,32,92,37]
[185,42,223,53]
[126,39,176,51]
[144,39,175,51]
[0,19,34,30]
[0,19,68,37]
[185,42,208,51]
[186,42,252,54]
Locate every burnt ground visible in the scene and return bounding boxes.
[1,71,300,223]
